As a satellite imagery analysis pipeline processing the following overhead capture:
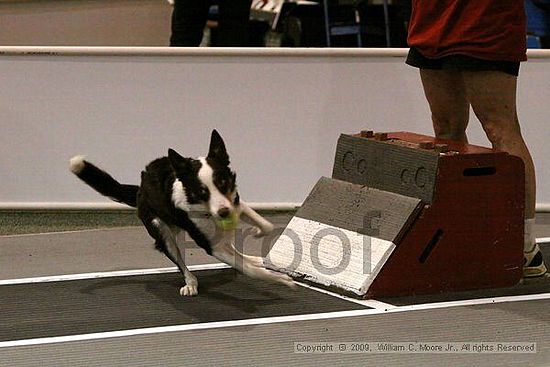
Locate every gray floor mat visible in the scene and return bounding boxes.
[1,268,368,342]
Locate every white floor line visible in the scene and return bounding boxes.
[1,291,549,349]
[537,237,550,244]
[0,226,142,239]
[0,309,382,349]
[0,263,230,286]
[390,292,550,313]
[295,282,396,310]
[361,299,398,310]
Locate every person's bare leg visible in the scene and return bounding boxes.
[462,71,535,219]
[420,69,470,142]
[462,71,545,276]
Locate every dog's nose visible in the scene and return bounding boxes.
[217,207,231,219]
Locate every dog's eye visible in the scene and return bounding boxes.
[217,179,229,193]
[199,187,209,200]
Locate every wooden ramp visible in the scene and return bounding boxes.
[266,177,422,296]
[267,131,525,298]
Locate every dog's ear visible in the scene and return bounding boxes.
[207,129,230,166]
[168,148,192,173]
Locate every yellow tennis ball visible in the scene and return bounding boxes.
[216,212,239,230]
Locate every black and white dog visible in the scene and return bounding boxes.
[70,130,295,296]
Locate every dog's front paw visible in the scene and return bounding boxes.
[253,222,274,238]
[180,284,198,297]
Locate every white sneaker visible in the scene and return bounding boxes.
[523,244,548,278]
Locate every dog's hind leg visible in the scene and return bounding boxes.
[211,235,296,289]
[237,201,275,237]
[147,218,199,296]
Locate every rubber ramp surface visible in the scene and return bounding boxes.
[1,269,368,342]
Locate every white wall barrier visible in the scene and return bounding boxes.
[1,47,549,210]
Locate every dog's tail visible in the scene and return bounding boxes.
[69,155,139,208]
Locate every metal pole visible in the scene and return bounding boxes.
[382,0,391,47]
[323,0,332,47]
